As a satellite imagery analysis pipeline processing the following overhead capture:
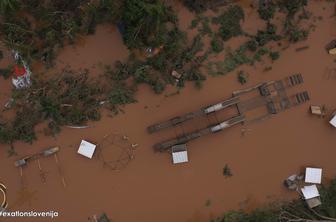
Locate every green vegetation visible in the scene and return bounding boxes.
[0,66,12,79]
[107,84,136,113]
[0,69,137,144]
[110,31,207,91]
[213,177,336,222]
[211,35,224,53]
[237,70,248,85]
[183,0,209,13]
[255,23,282,46]
[278,0,308,18]
[279,0,310,43]
[212,5,244,41]
[258,0,277,21]
[120,0,176,49]
[0,0,119,65]
[198,16,212,36]
[190,15,213,37]
[0,0,316,145]
[269,51,280,61]
[208,44,273,76]
[0,0,19,15]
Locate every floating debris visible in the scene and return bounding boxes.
[65,125,92,129]
[3,98,14,110]
[171,70,182,80]
[310,105,326,118]
[326,39,336,55]
[295,46,309,52]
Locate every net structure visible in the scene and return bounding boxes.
[95,133,136,171]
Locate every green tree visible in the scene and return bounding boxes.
[258,0,277,21]
[213,5,244,41]
[0,0,19,15]
[121,0,174,49]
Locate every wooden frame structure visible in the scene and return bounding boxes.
[148,74,310,152]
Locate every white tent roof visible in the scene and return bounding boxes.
[77,140,96,159]
[172,151,188,164]
[301,185,320,200]
[305,167,322,184]
[330,115,336,127]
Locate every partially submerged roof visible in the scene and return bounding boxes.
[330,115,336,127]
[305,167,322,184]
[301,185,320,200]
[172,144,188,164]
[78,140,96,159]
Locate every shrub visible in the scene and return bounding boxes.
[108,84,136,106]
[255,23,281,46]
[121,0,175,49]
[182,0,208,13]
[245,40,258,52]
[211,36,224,53]
[258,0,277,20]
[213,5,244,41]
[278,0,308,17]
[269,51,280,61]
[237,70,248,84]
[288,27,309,42]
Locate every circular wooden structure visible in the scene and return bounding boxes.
[96,133,135,171]
[0,182,7,210]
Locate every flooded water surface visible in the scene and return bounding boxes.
[0,1,336,222]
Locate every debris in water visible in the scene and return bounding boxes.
[326,39,336,55]
[65,125,92,129]
[295,46,309,52]
[310,105,326,118]
[223,164,233,177]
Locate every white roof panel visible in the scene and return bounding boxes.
[77,140,96,159]
[301,185,320,200]
[305,167,322,184]
[330,115,336,127]
[172,151,188,164]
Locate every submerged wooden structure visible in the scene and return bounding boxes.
[148,74,310,152]
[14,147,59,167]
[14,147,67,187]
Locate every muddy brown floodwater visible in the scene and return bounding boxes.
[1,1,336,222]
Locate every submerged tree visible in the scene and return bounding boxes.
[258,0,277,21]
[212,5,244,41]
[277,0,308,18]
[120,0,176,49]
[0,0,19,15]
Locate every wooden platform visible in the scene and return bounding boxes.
[149,74,310,152]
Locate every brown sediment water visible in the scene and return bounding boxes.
[0,1,336,222]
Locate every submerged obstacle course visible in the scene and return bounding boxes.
[148,74,309,152]
[14,147,67,187]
